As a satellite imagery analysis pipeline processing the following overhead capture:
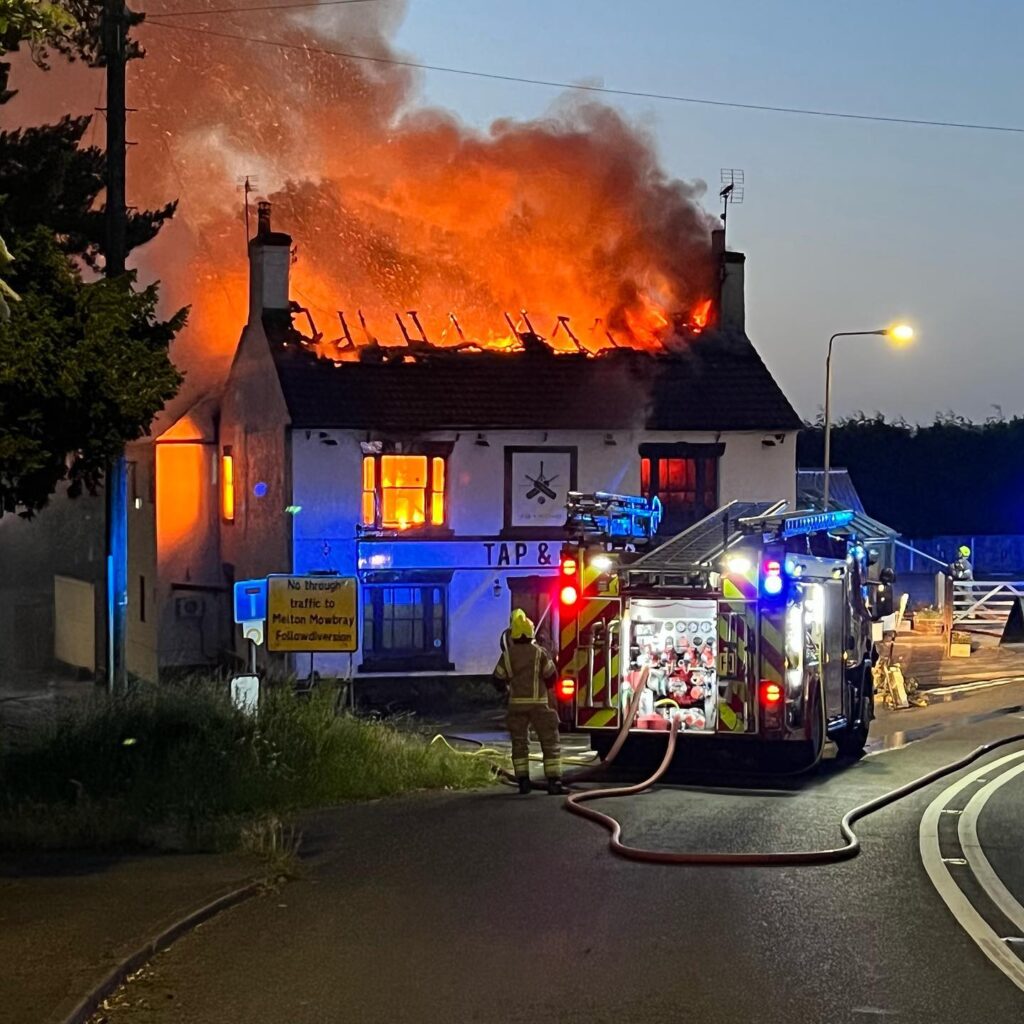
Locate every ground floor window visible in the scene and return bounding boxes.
[360,582,452,672]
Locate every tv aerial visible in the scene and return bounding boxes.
[238,175,259,245]
[719,168,745,244]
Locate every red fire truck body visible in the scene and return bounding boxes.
[555,497,891,761]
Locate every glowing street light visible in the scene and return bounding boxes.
[823,324,916,509]
[887,323,915,344]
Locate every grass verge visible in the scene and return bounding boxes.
[0,680,494,852]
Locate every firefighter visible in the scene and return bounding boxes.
[949,545,974,581]
[493,609,567,795]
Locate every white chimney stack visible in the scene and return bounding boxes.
[248,201,292,323]
[711,227,745,333]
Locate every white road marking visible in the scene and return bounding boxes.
[958,758,1024,935]
[920,749,1024,992]
[926,676,1024,697]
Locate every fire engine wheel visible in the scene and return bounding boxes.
[835,672,873,757]
[836,719,870,757]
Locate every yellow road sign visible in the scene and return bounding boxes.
[267,576,358,652]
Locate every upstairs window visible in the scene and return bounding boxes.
[639,443,723,531]
[362,454,446,530]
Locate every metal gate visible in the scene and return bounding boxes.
[950,579,1024,631]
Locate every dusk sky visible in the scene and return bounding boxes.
[391,0,1023,424]
[8,0,1023,423]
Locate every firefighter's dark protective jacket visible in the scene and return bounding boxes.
[494,639,557,705]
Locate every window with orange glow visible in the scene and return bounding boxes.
[221,450,235,523]
[431,457,445,525]
[639,446,721,532]
[362,454,447,530]
[361,457,376,526]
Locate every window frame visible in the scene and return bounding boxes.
[638,442,724,530]
[359,574,454,672]
[360,444,452,534]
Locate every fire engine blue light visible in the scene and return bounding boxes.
[763,574,784,596]
[253,482,268,498]
[781,509,855,538]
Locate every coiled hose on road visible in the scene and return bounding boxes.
[442,678,1024,866]
[564,718,1024,866]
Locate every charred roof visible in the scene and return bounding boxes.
[264,315,801,433]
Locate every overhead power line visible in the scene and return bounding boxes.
[142,19,1024,136]
[148,0,380,16]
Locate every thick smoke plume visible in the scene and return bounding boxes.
[9,0,719,393]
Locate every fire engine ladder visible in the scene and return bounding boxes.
[621,500,786,590]
[735,507,857,541]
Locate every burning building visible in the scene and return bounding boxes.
[126,204,801,682]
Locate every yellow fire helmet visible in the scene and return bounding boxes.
[510,608,535,640]
[958,545,971,558]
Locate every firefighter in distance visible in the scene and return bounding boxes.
[949,545,974,581]
[493,609,568,795]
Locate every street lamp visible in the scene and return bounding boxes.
[823,323,914,509]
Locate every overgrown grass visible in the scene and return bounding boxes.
[0,681,493,851]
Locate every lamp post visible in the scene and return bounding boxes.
[823,323,914,510]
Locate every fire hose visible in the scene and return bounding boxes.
[438,663,650,786]
[442,667,1024,866]
[563,715,1024,866]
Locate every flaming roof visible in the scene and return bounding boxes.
[265,314,800,433]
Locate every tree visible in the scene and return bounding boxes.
[0,116,175,269]
[0,228,183,514]
[0,0,184,516]
[0,1,78,102]
[798,414,1024,537]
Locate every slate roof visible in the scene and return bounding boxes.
[796,469,899,541]
[796,469,866,513]
[266,317,802,433]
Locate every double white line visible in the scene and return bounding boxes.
[920,748,1024,990]
[925,675,1024,698]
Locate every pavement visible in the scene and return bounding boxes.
[53,688,1024,1024]
[0,852,264,1024]
[889,630,1024,689]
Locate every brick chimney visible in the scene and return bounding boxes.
[248,201,292,323]
[711,227,745,333]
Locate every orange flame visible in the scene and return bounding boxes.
[14,3,720,383]
[690,298,713,332]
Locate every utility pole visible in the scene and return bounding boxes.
[103,0,129,695]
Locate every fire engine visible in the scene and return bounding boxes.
[554,494,894,765]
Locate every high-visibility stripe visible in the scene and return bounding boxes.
[760,614,785,683]
[718,702,740,731]
[579,707,619,729]
[577,595,616,633]
[723,572,757,601]
[715,602,753,733]
[556,547,622,725]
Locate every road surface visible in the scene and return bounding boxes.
[93,699,1024,1024]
